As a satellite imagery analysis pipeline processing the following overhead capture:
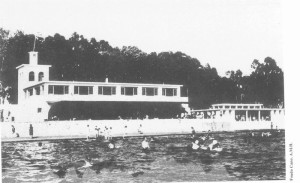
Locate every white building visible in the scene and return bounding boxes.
[9,51,188,122]
[191,103,284,128]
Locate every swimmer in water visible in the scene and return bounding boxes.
[192,140,200,150]
[108,142,115,149]
[82,159,92,168]
[208,140,221,151]
[142,137,150,150]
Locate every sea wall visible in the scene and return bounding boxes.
[1,119,284,139]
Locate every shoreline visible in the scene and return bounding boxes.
[1,129,280,143]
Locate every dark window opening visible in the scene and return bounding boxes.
[38,72,44,81]
[99,86,116,95]
[48,85,69,95]
[35,87,40,95]
[29,88,33,96]
[142,87,158,96]
[29,71,34,81]
[121,87,137,96]
[74,86,93,95]
[163,88,177,96]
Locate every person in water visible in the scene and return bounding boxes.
[192,140,200,150]
[248,131,255,137]
[108,140,121,149]
[108,142,115,149]
[205,130,212,140]
[208,140,220,151]
[142,137,150,149]
[261,132,271,137]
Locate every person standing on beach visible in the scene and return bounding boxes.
[104,126,108,140]
[86,125,90,140]
[191,127,196,139]
[95,126,100,138]
[138,124,143,134]
[29,124,33,138]
[11,125,15,136]
[271,122,273,130]
[123,124,128,139]
[109,127,113,140]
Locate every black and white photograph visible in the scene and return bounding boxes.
[1,0,298,182]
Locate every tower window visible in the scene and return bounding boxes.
[29,71,35,81]
[38,72,44,81]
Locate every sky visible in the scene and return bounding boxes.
[0,0,282,76]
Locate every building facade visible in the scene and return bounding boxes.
[12,52,188,122]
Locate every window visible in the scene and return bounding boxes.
[29,71,34,81]
[29,88,33,96]
[48,85,69,95]
[142,87,158,96]
[74,86,93,95]
[98,86,116,95]
[162,88,177,96]
[37,108,42,113]
[35,87,40,95]
[121,87,137,96]
[38,72,44,81]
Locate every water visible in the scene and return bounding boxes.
[2,131,285,182]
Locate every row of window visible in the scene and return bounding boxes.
[29,72,44,81]
[46,85,178,96]
[27,86,44,97]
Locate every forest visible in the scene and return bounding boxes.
[0,28,284,109]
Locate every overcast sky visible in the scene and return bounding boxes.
[0,0,282,76]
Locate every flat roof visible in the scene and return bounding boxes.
[192,108,284,112]
[23,80,184,90]
[212,103,263,106]
[16,64,52,69]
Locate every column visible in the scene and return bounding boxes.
[44,84,49,95]
[93,85,97,95]
[40,85,44,95]
[258,110,261,121]
[115,85,121,96]
[158,86,162,96]
[137,86,142,96]
[177,86,181,98]
[246,110,248,121]
[69,85,74,95]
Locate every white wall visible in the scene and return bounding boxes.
[1,118,284,138]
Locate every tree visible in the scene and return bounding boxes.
[247,57,284,107]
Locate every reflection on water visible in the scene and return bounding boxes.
[2,130,285,182]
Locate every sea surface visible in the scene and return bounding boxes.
[2,130,285,182]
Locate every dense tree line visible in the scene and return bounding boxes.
[0,28,284,108]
